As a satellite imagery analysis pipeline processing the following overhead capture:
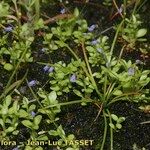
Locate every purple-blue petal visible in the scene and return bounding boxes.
[43,65,49,72]
[28,80,37,87]
[48,66,54,73]
[60,8,66,14]
[4,26,13,32]
[91,40,98,45]
[12,147,19,150]
[128,67,135,76]
[70,74,76,83]
[88,24,97,32]
[31,111,36,117]
[135,59,143,65]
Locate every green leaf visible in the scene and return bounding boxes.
[5,95,12,106]
[4,63,14,71]
[37,135,48,141]
[49,130,58,136]
[0,119,4,127]
[136,29,147,38]
[22,120,33,128]
[35,147,43,150]
[34,115,42,125]
[111,114,118,121]
[109,123,115,129]
[74,8,79,17]
[1,106,8,115]
[67,134,75,140]
[73,89,83,97]
[19,109,29,118]
[113,90,123,96]
[116,123,122,129]
[117,117,125,123]
[48,91,57,104]
[0,2,10,17]
[29,104,36,112]
[6,127,15,133]
[25,146,33,150]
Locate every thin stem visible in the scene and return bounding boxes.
[118,45,126,61]
[46,98,94,109]
[100,110,107,150]
[112,0,124,18]
[66,44,102,100]
[107,92,140,106]
[65,45,79,60]
[0,47,28,100]
[107,109,113,150]
[109,19,124,63]
[81,42,102,99]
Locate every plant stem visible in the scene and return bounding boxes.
[100,110,107,150]
[107,109,113,150]
[81,42,102,99]
[46,98,94,109]
[109,19,124,63]
[0,47,28,100]
[66,44,102,100]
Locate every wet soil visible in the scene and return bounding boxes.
[0,1,150,150]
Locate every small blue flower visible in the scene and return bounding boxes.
[91,40,98,45]
[128,67,135,76]
[28,80,37,87]
[70,74,76,83]
[88,24,97,32]
[135,59,143,65]
[4,26,13,32]
[118,7,123,14]
[31,111,36,117]
[97,48,103,53]
[43,65,49,72]
[60,8,66,14]
[48,66,54,73]
[12,147,19,150]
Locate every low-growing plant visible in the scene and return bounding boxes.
[118,14,147,51]
[0,1,149,150]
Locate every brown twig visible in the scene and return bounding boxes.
[44,14,73,25]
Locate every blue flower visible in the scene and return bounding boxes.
[88,24,97,32]
[4,26,13,32]
[128,67,135,76]
[48,66,54,73]
[12,147,19,150]
[43,65,49,72]
[60,8,66,14]
[118,7,123,14]
[31,111,36,117]
[135,59,143,65]
[43,65,54,73]
[97,48,103,53]
[91,40,98,45]
[28,80,37,87]
[70,74,76,83]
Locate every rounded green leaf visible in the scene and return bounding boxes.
[34,115,42,125]
[113,90,123,96]
[111,114,118,121]
[109,123,115,129]
[116,123,122,129]
[74,8,79,17]
[4,63,13,71]
[136,29,147,38]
